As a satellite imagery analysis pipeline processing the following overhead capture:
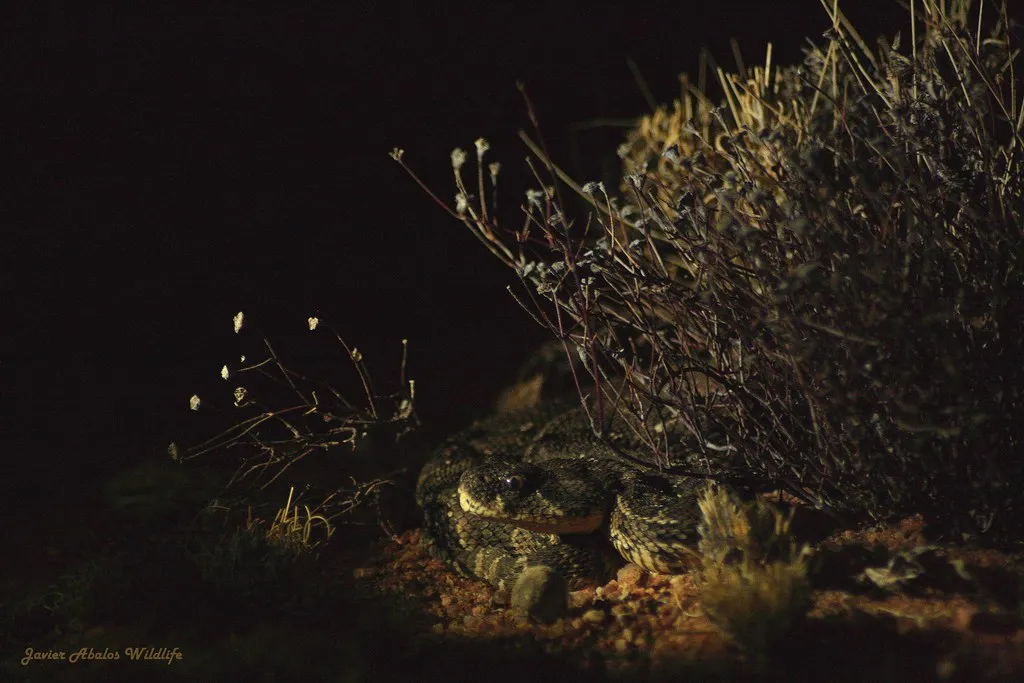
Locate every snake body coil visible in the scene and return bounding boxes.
[416,403,705,594]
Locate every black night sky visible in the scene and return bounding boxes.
[5,3,909,508]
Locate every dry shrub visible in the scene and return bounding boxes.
[397,1,1024,540]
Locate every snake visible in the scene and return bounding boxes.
[415,401,707,614]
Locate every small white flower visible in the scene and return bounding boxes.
[451,147,467,171]
[351,348,363,362]
[455,193,469,216]
[474,138,490,159]
[233,311,245,334]
[167,442,180,461]
[189,395,201,411]
[581,181,604,195]
[240,355,246,363]
[488,162,501,185]
[220,365,230,380]
[308,316,319,331]
[233,386,248,406]
[389,147,405,161]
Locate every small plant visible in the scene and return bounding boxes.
[192,508,302,606]
[175,311,417,531]
[266,485,335,552]
[4,559,108,641]
[697,485,813,668]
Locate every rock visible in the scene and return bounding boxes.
[617,564,646,588]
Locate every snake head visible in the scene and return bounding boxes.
[457,455,611,534]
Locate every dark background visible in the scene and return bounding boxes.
[4,3,910,503]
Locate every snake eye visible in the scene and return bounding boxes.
[504,474,525,492]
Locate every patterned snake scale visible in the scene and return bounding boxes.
[416,401,707,596]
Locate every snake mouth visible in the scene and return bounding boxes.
[498,512,605,534]
[459,487,604,533]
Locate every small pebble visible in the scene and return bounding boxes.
[569,589,593,609]
[617,564,645,588]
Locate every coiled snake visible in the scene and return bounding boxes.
[416,401,707,616]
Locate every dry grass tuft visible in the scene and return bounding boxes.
[697,484,812,666]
